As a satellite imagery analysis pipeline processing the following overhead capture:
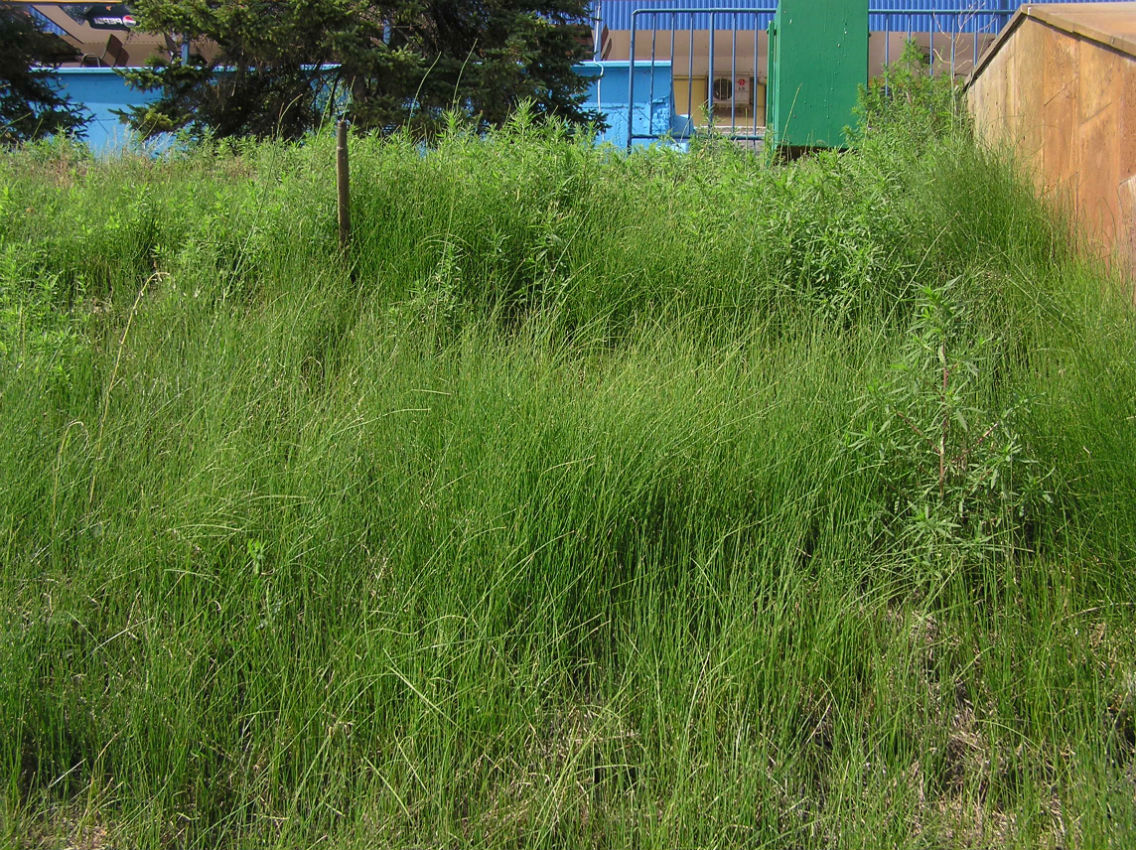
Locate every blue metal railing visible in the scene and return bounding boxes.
[595,0,1119,32]
[619,4,1032,148]
[627,7,776,146]
[870,8,1005,73]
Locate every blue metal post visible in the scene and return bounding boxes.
[627,14,637,150]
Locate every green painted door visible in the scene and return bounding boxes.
[766,0,868,149]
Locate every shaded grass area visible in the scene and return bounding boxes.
[3,102,1136,847]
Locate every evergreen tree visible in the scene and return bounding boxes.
[120,0,600,139]
[0,7,88,144]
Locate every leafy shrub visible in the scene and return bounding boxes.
[854,39,967,150]
[851,278,1054,574]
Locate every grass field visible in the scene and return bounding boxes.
[3,88,1136,848]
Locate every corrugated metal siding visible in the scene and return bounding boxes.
[613,5,774,32]
[598,0,1119,33]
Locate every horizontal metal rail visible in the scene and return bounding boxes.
[622,5,1013,149]
[627,7,775,149]
[867,7,1007,76]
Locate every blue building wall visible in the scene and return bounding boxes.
[53,68,161,154]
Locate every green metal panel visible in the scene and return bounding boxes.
[766,0,868,149]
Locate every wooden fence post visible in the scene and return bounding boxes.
[336,119,351,253]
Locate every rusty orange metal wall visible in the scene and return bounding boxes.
[967,6,1136,276]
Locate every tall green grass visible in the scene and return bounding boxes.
[3,97,1136,848]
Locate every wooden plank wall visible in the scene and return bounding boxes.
[968,16,1136,276]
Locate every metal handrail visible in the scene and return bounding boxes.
[627,7,775,148]
[623,5,1013,148]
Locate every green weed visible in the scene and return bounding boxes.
[0,83,1135,849]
